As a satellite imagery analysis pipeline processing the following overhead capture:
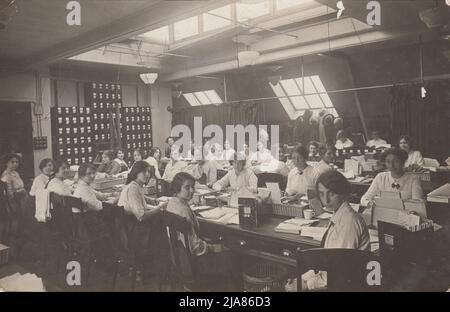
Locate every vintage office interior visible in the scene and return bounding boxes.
[0,0,449,292]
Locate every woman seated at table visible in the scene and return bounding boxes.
[334,130,354,150]
[360,147,424,207]
[286,170,370,291]
[46,160,72,196]
[1,153,26,199]
[145,147,163,179]
[284,146,316,202]
[73,163,117,212]
[166,172,239,290]
[162,146,188,183]
[307,141,321,162]
[212,159,258,193]
[30,158,54,196]
[114,148,129,173]
[398,135,424,169]
[97,150,121,176]
[313,145,336,181]
[130,148,144,170]
[118,161,163,222]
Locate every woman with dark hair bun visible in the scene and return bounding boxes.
[118,160,163,222]
[1,153,26,198]
[286,170,369,291]
[46,160,72,196]
[29,158,54,196]
[361,147,423,206]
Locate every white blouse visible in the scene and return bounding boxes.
[335,139,354,150]
[360,171,424,206]
[30,173,50,196]
[404,150,424,167]
[285,166,316,196]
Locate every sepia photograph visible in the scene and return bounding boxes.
[0,0,449,297]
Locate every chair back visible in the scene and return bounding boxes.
[0,181,10,217]
[49,193,81,243]
[296,248,376,291]
[161,211,197,282]
[256,172,286,190]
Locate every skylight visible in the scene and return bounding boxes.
[203,5,232,32]
[236,1,270,22]
[140,26,170,44]
[276,0,310,11]
[174,16,199,41]
[183,90,223,106]
[270,75,338,120]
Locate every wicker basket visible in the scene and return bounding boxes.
[243,261,289,292]
[271,203,305,218]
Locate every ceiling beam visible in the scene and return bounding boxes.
[20,0,233,70]
[160,24,428,81]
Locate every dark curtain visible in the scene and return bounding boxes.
[172,101,261,133]
[389,82,449,162]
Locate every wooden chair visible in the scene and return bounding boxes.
[296,248,378,292]
[256,172,286,191]
[161,210,199,291]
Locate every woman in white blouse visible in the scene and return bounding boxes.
[334,130,354,150]
[118,161,162,222]
[284,145,316,202]
[399,135,424,168]
[145,147,163,179]
[46,160,72,196]
[212,159,258,193]
[361,147,424,206]
[286,170,370,291]
[114,149,129,173]
[30,158,54,196]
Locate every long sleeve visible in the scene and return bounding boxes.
[97,162,107,173]
[248,171,258,191]
[360,174,381,206]
[109,161,121,175]
[213,171,231,191]
[206,161,217,185]
[411,175,424,200]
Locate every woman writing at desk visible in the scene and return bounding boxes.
[398,135,424,169]
[283,146,316,202]
[360,147,423,207]
[286,170,370,291]
[212,159,257,193]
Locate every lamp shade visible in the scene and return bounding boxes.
[238,51,260,67]
[140,73,158,85]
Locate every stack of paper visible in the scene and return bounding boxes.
[427,183,450,203]
[369,229,379,252]
[199,208,227,220]
[300,226,328,241]
[274,218,318,234]
[0,273,46,292]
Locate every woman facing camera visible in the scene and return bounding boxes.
[145,147,163,179]
[46,160,72,196]
[212,159,257,193]
[1,153,26,198]
[286,170,370,291]
[361,147,423,207]
[284,146,316,202]
[30,158,54,196]
[114,149,129,173]
[97,150,121,175]
[118,161,163,222]
[166,172,239,290]
[399,135,424,168]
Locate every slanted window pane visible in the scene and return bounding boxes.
[174,16,199,41]
[236,1,270,22]
[280,79,301,96]
[290,96,309,109]
[183,93,201,106]
[270,83,285,97]
[276,0,308,11]
[140,26,170,44]
[204,90,223,104]
[194,92,212,105]
[203,5,231,32]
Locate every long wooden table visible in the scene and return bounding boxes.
[198,216,327,267]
